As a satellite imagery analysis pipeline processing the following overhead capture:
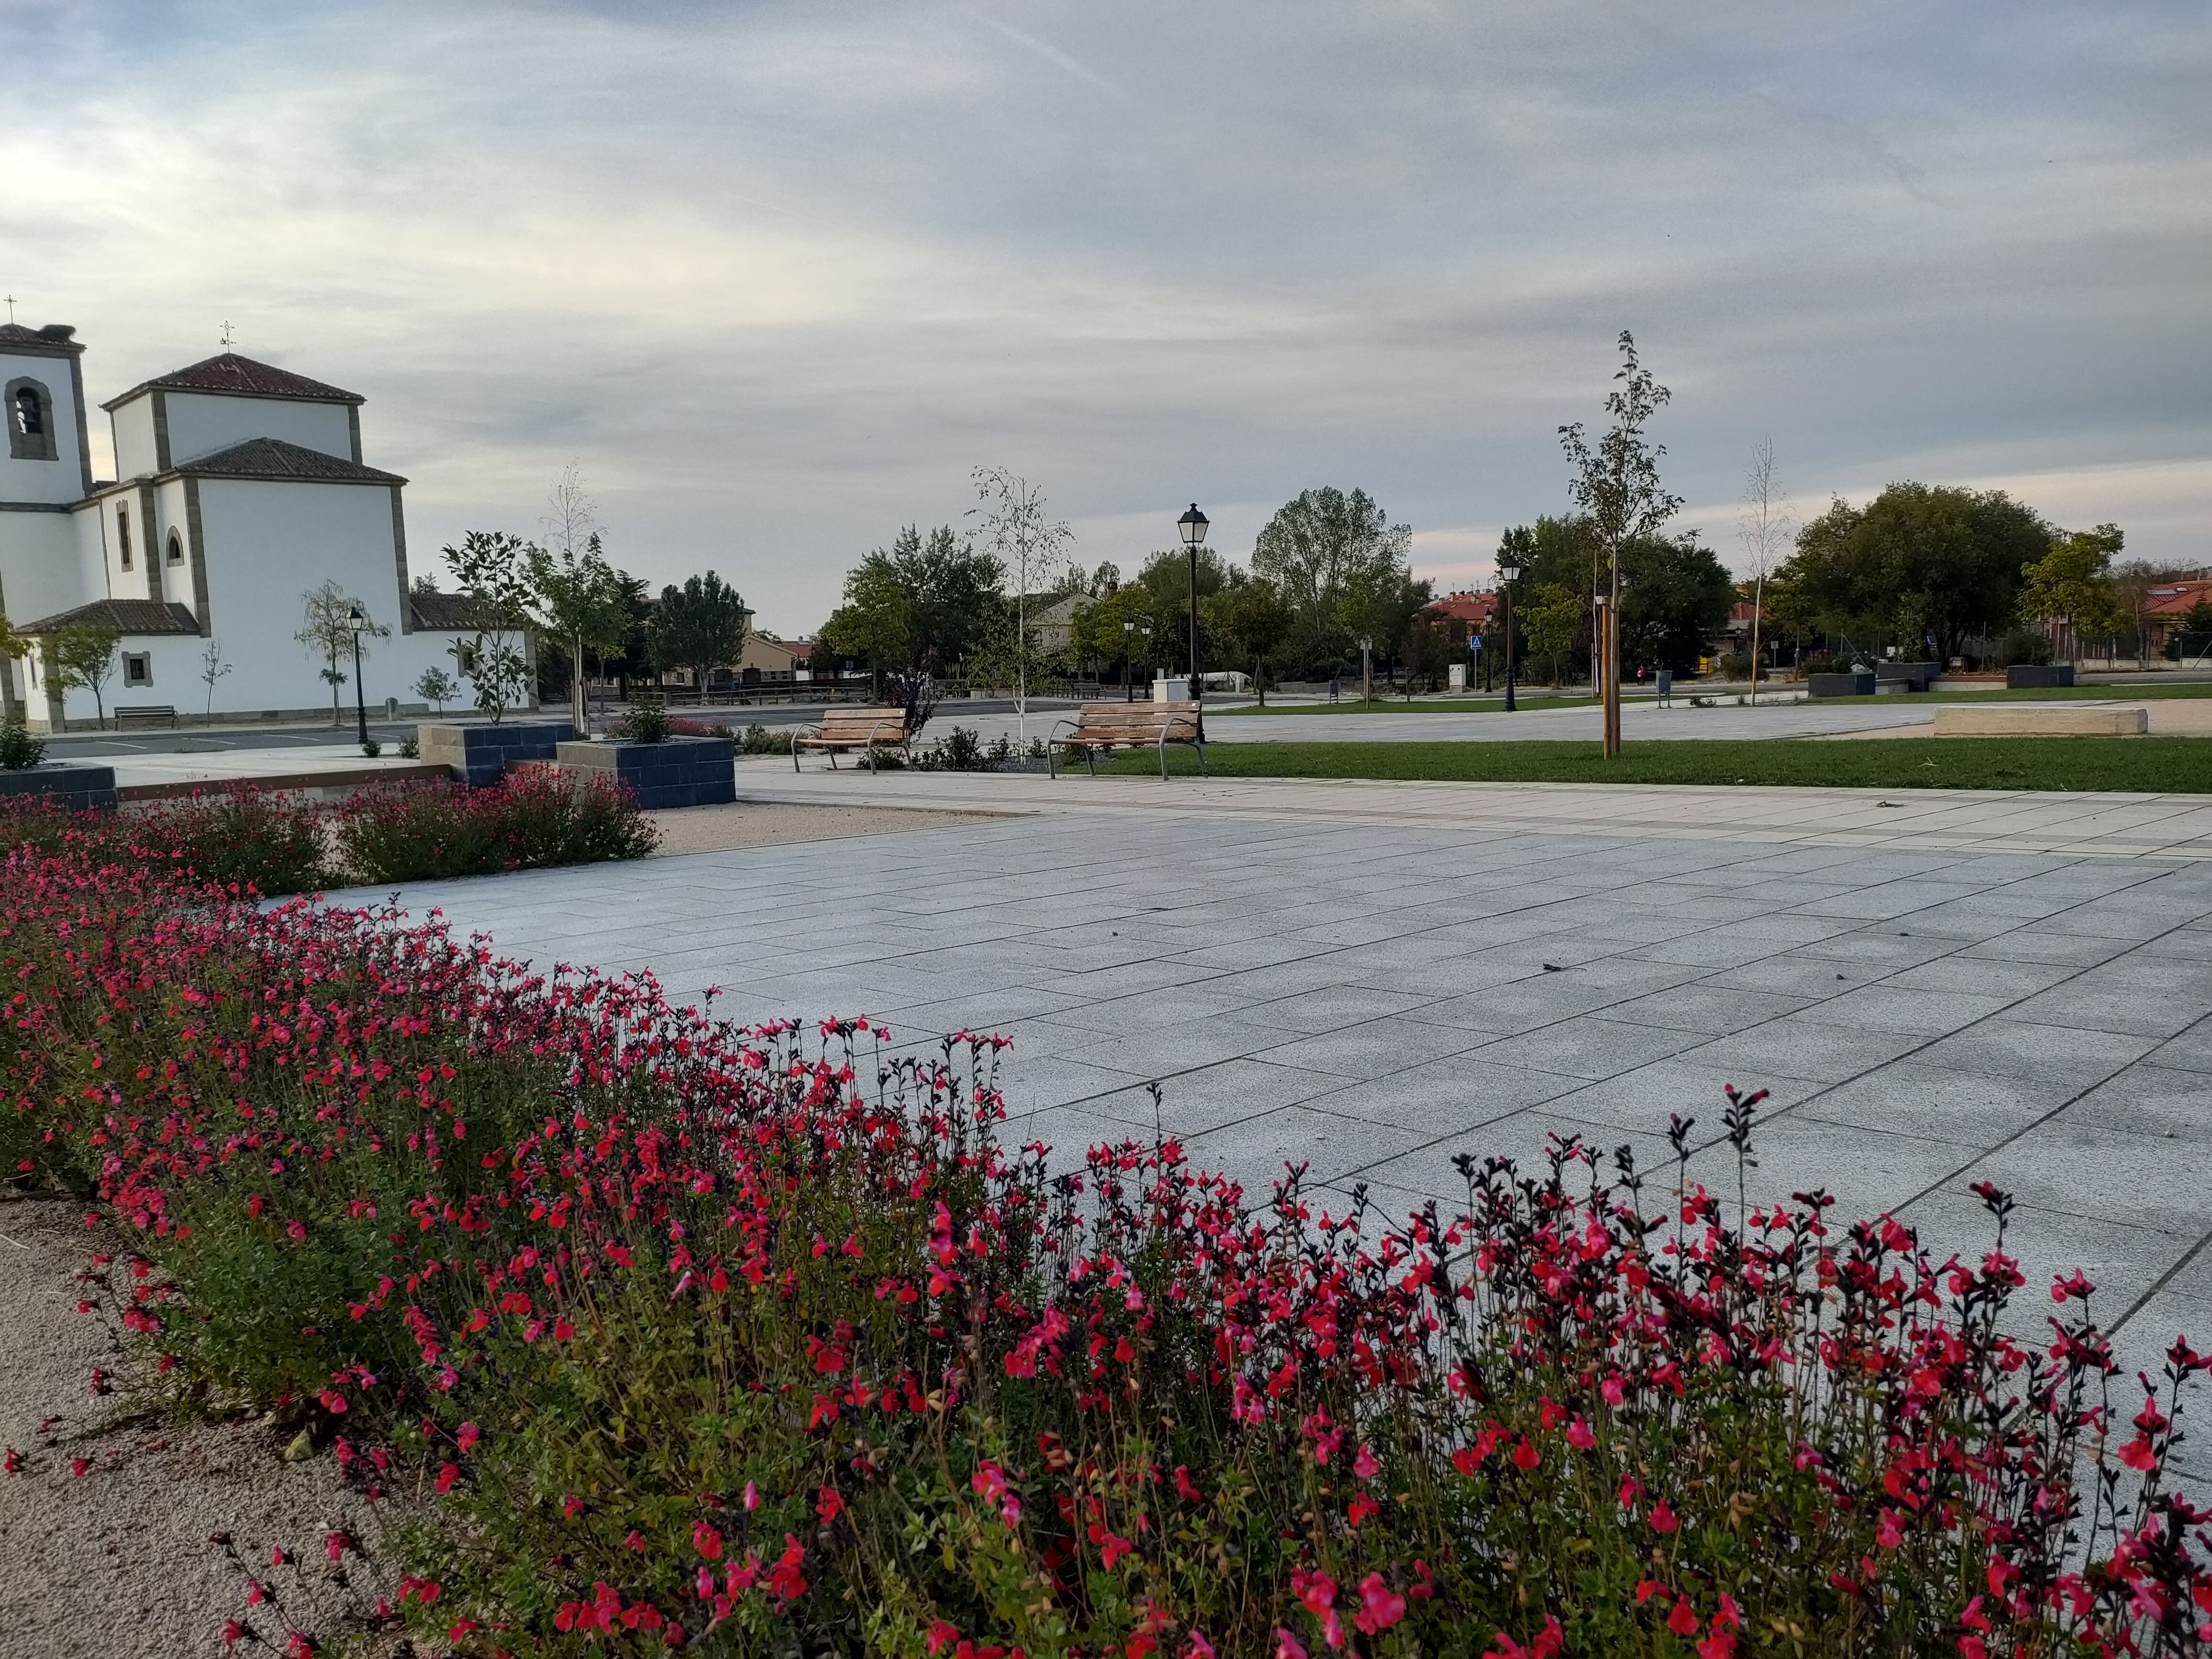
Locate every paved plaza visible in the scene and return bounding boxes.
[336,767,2212,1444]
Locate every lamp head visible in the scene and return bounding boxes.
[1497,558,1521,584]
[345,604,367,632]
[1177,503,1209,548]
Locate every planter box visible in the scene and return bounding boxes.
[418,720,575,787]
[0,762,118,812]
[1807,671,1875,698]
[1876,660,1941,692]
[2006,664,2075,689]
[554,735,735,809]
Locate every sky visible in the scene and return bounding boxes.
[3,0,2207,634]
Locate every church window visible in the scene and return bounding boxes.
[166,530,185,566]
[118,505,133,569]
[122,653,153,688]
[5,378,57,462]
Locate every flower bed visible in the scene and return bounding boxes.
[0,770,658,896]
[3,842,2209,1657]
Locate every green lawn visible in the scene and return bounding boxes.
[1097,737,2212,792]
[1216,680,2212,715]
[1806,680,2212,705]
[1218,694,1598,716]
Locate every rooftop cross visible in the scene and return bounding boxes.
[3,295,14,325]
[219,320,236,349]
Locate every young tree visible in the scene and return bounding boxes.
[442,531,537,723]
[297,581,372,726]
[1736,439,1792,702]
[968,468,1073,745]
[0,610,27,726]
[2019,524,2128,664]
[1559,333,1681,749]
[413,665,459,713]
[649,572,750,696]
[1523,584,1583,687]
[51,624,121,727]
[198,638,232,728]
[528,532,629,731]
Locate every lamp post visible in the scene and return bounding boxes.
[1359,635,1372,705]
[1496,554,1520,713]
[1122,617,1136,703]
[1177,504,1208,714]
[344,604,370,747]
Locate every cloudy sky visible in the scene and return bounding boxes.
[4,0,2206,632]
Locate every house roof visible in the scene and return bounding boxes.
[408,591,513,632]
[180,436,404,486]
[16,598,200,637]
[2143,579,2212,617]
[0,322,85,359]
[103,352,364,409]
[1423,591,1498,624]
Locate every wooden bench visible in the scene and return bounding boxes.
[1048,700,1205,779]
[114,705,178,731]
[792,705,914,771]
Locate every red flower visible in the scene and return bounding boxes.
[70,1457,90,1479]
[1669,1600,1700,1636]
[694,1521,723,1560]
[1650,1500,1679,1533]
[434,1461,459,1494]
[1353,1573,1405,1635]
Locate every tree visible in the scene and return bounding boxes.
[2019,524,2128,663]
[1522,585,1583,687]
[442,531,536,722]
[822,526,1006,714]
[821,553,915,698]
[198,638,231,727]
[50,624,120,726]
[968,468,1073,744]
[1251,487,1412,672]
[413,665,459,713]
[1770,485,2052,662]
[529,533,629,731]
[1736,439,1792,702]
[297,581,372,726]
[650,571,750,694]
[1212,575,1294,705]
[1559,332,1681,746]
[0,610,28,725]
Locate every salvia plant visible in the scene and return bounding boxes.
[2,831,2209,1657]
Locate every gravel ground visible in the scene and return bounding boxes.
[645,799,998,856]
[0,1197,406,1659]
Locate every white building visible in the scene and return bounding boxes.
[0,320,522,730]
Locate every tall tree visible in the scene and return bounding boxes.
[1212,573,1295,705]
[650,571,750,693]
[529,532,629,731]
[442,531,536,723]
[1769,484,2051,662]
[968,469,1073,744]
[1250,487,1413,672]
[2019,524,2128,663]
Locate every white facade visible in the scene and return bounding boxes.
[0,321,528,730]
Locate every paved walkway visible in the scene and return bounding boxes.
[737,763,2212,859]
[336,780,2212,1449]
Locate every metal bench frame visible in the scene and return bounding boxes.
[114,705,179,731]
[1047,701,1206,780]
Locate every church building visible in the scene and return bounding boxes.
[0,319,519,729]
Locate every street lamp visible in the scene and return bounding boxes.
[344,604,370,747]
[1359,635,1373,705]
[1178,504,1208,713]
[1496,554,1521,714]
[1122,617,1136,703]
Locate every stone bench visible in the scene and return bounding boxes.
[1932,706,2146,737]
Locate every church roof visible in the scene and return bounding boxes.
[0,322,85,358]
[15,598,200,637]
[103,352,364,409]
[179,436,405,485]
[408,591,514,632]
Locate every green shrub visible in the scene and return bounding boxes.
[621,697,672,744]
[0,721,44,771]
[333,770,657,884]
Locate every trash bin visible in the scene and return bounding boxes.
[1655,669,1673,706]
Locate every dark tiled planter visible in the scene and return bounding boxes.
[1875,660,1941,692]
[555,736,735,809]
[418,720,575,787]
[2007,664,2075,689]
[0,762,118,812]
[1807,671,1875,698]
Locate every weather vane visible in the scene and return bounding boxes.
[220,320,236,350]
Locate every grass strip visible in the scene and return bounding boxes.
[1100,735,2212,791]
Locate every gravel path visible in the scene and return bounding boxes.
[0,1197,403,1659]
[645,799,995,856]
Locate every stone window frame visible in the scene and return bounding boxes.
[122,652,153,688]
[165,528,185,566]
[118,503,134,569]
[6,376,58,462]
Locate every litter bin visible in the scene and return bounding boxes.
[1655,669,1673,707]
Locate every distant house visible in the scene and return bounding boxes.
[2142,576,2212,655]
[1418,590,1498,645]
[1025,593,1085,654]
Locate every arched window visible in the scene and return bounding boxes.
[166,529,184,566]
[118,504,133,569]
[5,378,56,462]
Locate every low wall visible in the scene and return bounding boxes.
[419,720,575,787]
[0,763,119,811]
[1933,706,2146,737]
[555,736,736,809]
[2006,664,2076,689]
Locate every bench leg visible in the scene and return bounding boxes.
[1085,745,1096,776]
[1197,740,1206,778]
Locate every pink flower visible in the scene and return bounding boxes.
[1353,1573,1405,1635]
[70,1457,90,1479]
[1650,1500,1679,1533]
[743,1480,761,1511]
[456,1421,479,1453]
[694,1521,723,1560]
[1274,1628,1309,1659]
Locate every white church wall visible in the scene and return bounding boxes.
[110,394,161,479]
[164,393,355,467]
[0,509,84,629]
[0,348,87,507]
[196,477,402,711]
[150,478,194,610]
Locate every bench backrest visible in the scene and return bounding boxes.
[813,707,909,739]
[1067,701,1200,735]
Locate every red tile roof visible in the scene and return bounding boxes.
[104,352,363,409]
[1423,591,1499,625]
[179,436,402,485]
[2143,579,2212,617]
[0,322,84,358]
[15,599,199,636]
